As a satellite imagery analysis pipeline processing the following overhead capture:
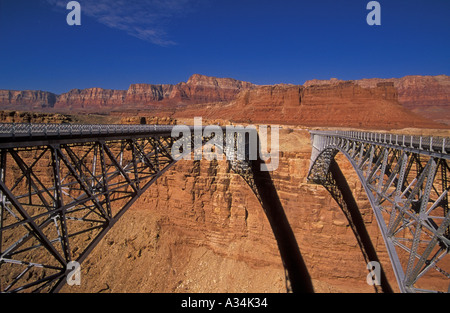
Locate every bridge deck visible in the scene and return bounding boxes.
[310,130,450,160]
[0,123,203,149]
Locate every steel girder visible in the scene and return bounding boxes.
[0,135,182,292]
[0,125,238,293]
[0,123,293,293]
[308,130,450,293]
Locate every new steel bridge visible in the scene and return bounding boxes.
[0,123,448,293]
[309,130,450,293]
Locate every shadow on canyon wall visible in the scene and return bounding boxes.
[250,156,315,293]
[328,159,393,293]
[247,141,393,293]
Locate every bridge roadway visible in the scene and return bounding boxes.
[309,129,450,160]
[1,123,448,157]
[0,123,449,293]
[0,123,183,148]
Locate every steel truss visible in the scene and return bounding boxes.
[0,123,288,293]
[308,130,450,293]
[0,123,250,293]
[0,136,185,292]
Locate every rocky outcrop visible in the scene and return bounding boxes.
[305,75,450,125]
[123,75,256,106]
[56,88,127,109]
[386,75,449,125]
[54,74,256,110]
[0,90,58,109]
[0,110,75,123]
[294,81,420,129]
[183,74,256,103]
[0,75,256,112]
[170,81,443,130]
[1,74,447,128]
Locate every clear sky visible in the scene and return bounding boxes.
[0,0,449,94]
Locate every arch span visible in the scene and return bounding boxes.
[308,130,450,293]
[0,123,312,293]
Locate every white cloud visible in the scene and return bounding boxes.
[45,0,201,46]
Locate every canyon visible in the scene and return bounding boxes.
[0,74,449,293]
[0,74,448,127]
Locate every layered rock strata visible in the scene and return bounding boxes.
[0,74,256,111]
[304,75,450,125]
[169,81,443,129]
[1,75,448,127]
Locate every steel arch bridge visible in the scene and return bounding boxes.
[0,123,312,294]
[308,130,450,293]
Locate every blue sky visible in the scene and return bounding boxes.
[0,0,449,94]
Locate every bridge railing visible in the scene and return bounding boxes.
[0,123,176,138]
[310,130,450,155]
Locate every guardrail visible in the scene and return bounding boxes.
[310,130,450,155]
[0,123,176,138]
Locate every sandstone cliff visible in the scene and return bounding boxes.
[305,75,450,125]
[0,74,447,128]
[169,81,443,130]
[54,74,256,110]
[0,74,256,111]
[56,88,127,109]
[0,89,58,109]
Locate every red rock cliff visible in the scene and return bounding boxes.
[305,75,450,125]
[1,74,448,129]
[175,81,442,130]
[0,74,256,111]
[0,89,58,109]
[53,74,256,110]
[56,88,127,109]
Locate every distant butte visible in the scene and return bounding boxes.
[0,74,448,129]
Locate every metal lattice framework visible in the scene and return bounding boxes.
[5,123,448,293]
[0,123,264,293]
[308,130,450,293]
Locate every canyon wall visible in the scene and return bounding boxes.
[0,89,58,110]
[304,75,450,125]
[170,81,443,130]
[1,74,448,127]
[0,74,256,112]
[56,88,127,109]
